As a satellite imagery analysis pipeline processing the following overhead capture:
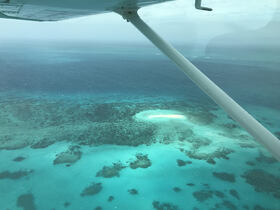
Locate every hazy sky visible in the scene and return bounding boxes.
[0,0,279,46]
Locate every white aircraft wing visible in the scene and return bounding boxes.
[0,0,173,21]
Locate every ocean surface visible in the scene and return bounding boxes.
[0,41,279,210]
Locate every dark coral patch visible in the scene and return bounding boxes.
[128,189,138,195]
[239,143,256,149]
[92,103,116,122]
[222,123,238,130]
[255,152,277,164]
[130,153,151,169]
[78,121,156,147]
[176,159,192,167]
[173,187,181,192]
[80,182,102,197]
[214,190,225,198]
[186,110,217,125]
[94,206,102,210]
[186,183,195,187]
[186,138,211,149]
[254,205,265,210]
[222,200,237,210]
[0,135,28,150]
[245,161,255,166]
[17,193,36,210]
[96,162,125,178]
[177,128,194,141]
[31,138,54,149]
[0,170,33,180]
[213,200,237,210]
[186,147,234,165]
[243,205,249,210]
[213,172,236,183]
[13,156,26,162]
[241,169,280,199]
[64,202,70,208]
[192,190,213,202]
[152,201,179,210]
[108,196,114,202]
[229,189,240,200]
[53,145,82,165]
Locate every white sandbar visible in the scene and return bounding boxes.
[134,109,186,123]
[147,114,185,119]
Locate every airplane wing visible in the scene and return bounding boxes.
[0,0,173,21]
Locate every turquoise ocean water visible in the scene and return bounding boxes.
[0,41,279,210]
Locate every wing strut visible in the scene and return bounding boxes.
[118,10,280,161]
[195,0,212,11]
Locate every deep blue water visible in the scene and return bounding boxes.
[0,42,279,108]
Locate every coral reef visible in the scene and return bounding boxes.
[221,200,237,210]
[0,170,33,180]
[91,103,116,122]
[31,138,54,149]
[254,205,265,210]
[186,147,234,165]
[222,123,239,130]
[96,162,126,178]
[176,159,192,167]
[94,206,102,210]
[0,135,28,150]
[186,183,195,187]
[229,189,240,200]
[213,191,224,198]
[13,156,26,162]
[64,202,70,208]
[17,193,36,210]
[128,189,138,195]
[108,196,114,202]
[245,161,255,166]
[80,182,102,197]
[176,128,194,142]
[187,138,211,149]
[186,109,217,125]
[213,200,237,210]
[239,143,257,149]
[0,100,221,149]
[212,172,236,183]
[129,153,151,169]
[243,205,249,210]
[192,190,213,202]
[173,187,181,192]
[152,201,179,210]
[0,101,160,149]
[53,145,82,165]
[78,121,156,146]
[241,169,280,199]
[203,183,209,188]
[193,189,227,203]
[255,152,277,164]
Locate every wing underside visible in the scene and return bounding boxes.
[0,0,173,21]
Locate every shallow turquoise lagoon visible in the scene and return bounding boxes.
[0,42,279,210]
